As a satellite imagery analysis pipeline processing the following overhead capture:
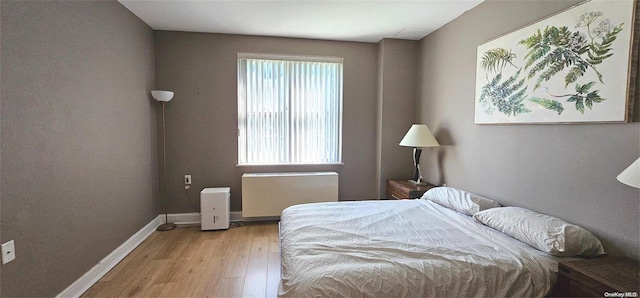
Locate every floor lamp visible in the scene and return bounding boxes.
[152,90,177,231]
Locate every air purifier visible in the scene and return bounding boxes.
[200,187,230,230]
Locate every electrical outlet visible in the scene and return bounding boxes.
[184,175,192,185]
[2,240,16,265]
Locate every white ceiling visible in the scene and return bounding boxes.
[117,0,484,43]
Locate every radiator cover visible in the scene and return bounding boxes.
[241,172,339,218]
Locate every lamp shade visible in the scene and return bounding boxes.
[151,90,174,102]
[617,157,640,189]
[399,124,440,148]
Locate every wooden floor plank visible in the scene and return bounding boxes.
[268,224,280,254]
[81,280,111,297]
[222,253,249,279]
[266,251,281,298]
[216,277,245,298]
[140,282,165,297]
[241,236,269,297]
[81,221,279,298]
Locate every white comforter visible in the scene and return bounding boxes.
[278,199,569,297]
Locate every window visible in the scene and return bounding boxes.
[237,53,343,165]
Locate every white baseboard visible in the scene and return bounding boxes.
[233,211,280,222]
[56,215,161,298]
[229,211,280,222]
[166,212,201,224]
[167,212,279,224]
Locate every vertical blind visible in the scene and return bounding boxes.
[237,53,343,165]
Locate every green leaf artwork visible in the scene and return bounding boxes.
[479,70,531,116]
[481,48,517,73]
[565,82,604,114]
[476,2,630,122]
[529,97,564,115]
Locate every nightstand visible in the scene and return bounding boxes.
[555,256,639,297]
[386,179,436,200]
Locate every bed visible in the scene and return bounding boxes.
[277,193,601,298]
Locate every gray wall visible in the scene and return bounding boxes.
[417,0,640,259]
[376,39,419,197]
[1,1,158,296]
[0,1,3,293]
[154,31,379,212]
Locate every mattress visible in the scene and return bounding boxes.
[278,199,572,297]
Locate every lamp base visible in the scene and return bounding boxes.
[156,222,177,231]
[408,179,428,186]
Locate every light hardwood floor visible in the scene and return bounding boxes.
[82,221,280,298]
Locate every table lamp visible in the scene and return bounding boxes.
[399,124,440,185]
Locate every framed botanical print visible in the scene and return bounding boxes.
[474,0,638,124]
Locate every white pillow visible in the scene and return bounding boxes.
[473,207,606,257]
[421,187,501,216]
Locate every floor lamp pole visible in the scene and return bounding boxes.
[157,102,176,231]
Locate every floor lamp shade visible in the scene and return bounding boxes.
[399,124,439,184]
[617,157,640,189]
[152,90,174,102]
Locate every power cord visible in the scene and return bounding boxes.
[230,221,246,228]
[184,185,201,216]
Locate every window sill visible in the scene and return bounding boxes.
[236,162,344,167]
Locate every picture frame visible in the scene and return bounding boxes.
[474,0,638,124]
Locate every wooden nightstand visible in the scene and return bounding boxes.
[555,256,639,297]
[386,179,436,200]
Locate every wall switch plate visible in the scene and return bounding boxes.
[2,240,16,265]
[185,175,192,185]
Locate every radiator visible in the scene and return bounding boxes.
[241,172,339,218]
